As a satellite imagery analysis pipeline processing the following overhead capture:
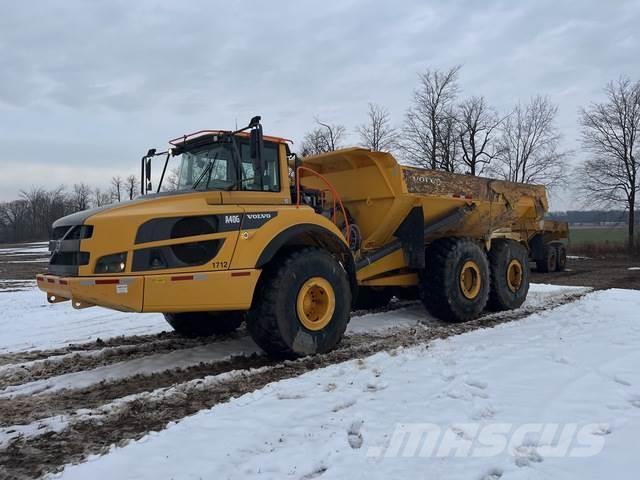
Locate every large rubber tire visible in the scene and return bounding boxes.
[419,238,490,323]
[353,287,393,310]
[554,243,567,272]
[246,247,351,358]
[536,244,557,273]
[164,311,244,337]
[487,240,530,311]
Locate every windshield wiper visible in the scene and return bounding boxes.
[192,154,219,190]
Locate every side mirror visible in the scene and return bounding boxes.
[250,125,265,189]
[145,157,153,192]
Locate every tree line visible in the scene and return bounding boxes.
[0,175,140,243]
[547,210,639,225]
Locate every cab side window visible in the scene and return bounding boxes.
[239,141,280,192]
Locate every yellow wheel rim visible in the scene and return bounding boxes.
[296,277,335,331]
[460,260,482,299]
[506,259,523,293]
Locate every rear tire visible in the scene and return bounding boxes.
[419,238,489,323]
[353,287,393,310]
[246,247,351,358]
[554,243,567,271]
[164,311,244,337]
[536,244,557,273]
[487,239,530,311]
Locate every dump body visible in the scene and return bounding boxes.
[300,148,548,253]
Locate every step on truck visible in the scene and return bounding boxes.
[38,117,549,357]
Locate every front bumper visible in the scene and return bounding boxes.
[36,269,261,313]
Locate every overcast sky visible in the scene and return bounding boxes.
[1,0,639,209]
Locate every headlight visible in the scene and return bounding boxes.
[95,252,127,274]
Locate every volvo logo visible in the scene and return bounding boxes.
[246,213,272,220]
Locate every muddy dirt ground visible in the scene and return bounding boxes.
[0,243,48,285]
[530,256,640,290]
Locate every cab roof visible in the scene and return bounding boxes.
[168,130,293,149]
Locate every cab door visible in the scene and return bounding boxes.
[220,140,291,206]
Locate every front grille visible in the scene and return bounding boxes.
[48,224,92,276]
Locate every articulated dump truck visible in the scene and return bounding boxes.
[37,118,548,357]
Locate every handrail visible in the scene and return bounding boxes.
[295,166,351,246]
[168,130,293,147]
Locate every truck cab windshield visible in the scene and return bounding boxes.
[175,140,280,192]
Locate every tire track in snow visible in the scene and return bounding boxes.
[0,331,216,367]
[0,301,418,388]
[0,331,249,390]
[0,291,589,480]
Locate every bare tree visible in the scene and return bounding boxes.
[402,65,461,170]
[163,167,180,192]
[356,103,398,152]
[110,176,123,202]
[437,113,460,172]
[300,128,328,157]
[458,96,503,176]
[94,187,111,207]
[125,175,139,200]
[71,183,92,211]
[300,118,347,156]
[0,200,28,242]
[491,95,567,187]
[18,186,68,240]
[578,77,640,248]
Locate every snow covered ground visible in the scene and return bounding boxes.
[55,288,640,480]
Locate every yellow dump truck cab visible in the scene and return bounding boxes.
[38,117,549,358]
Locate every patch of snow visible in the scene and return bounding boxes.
[347,284,589,334]
[0,288,169,353]
[0,415,69,448]
[5,259,49,263]
[57,288,640,480]
[0,242,49,255]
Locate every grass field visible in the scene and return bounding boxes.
[569,226,633,245]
